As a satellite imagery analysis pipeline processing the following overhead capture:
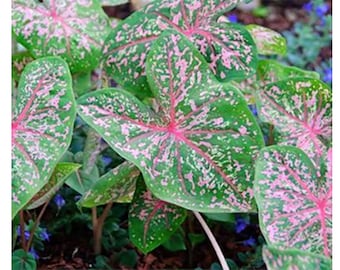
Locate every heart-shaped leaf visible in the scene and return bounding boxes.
[262,246,332,270]
[129,180,187,253]
[78,31,264,212]
[12,0,111,73]
[255,78,331,162]
[246,24,286,56]
[102,0,257,94]
[254,146,332,256]
[78,161,140,207]
[12,57,76,218]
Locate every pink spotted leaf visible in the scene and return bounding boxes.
[27,162,81,210]
[77,31,264,212]
[255,78,331,163]
[263,246,332,270]
[129,179,187,253]
[12,51,35,83]
[254,146,332,257]
[12,0,111,73]
[12,57,76,218]
[78,161,140,207]
[102,0,257,94]
[246,24,287,56]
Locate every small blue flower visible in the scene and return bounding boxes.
[16,226,30,240]
[39,228,50,241]
[248,104,258,117]
[228,14,238,23]
[102,155,112,167]
[243,236,256,247]
[323,67,332,83]
[29,247,39,260]
[53,194,66,210]
[303,2,313,12]
[235,217,249,233]
[316,3,329,17]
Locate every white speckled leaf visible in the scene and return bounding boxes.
[256,78,331,162]
[263,246,332,270]
[79,161,140,207]
[129,180,187,253]
[246,24,286,56]
[77,31,264,212]
[12,0,111,73]
[255,146,332,257]
[27,162,81,210]
[12,57,76,218]
[102,0,257,94]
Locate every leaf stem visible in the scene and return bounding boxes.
[19,210,27,251]
[193,211,229,270]
[26,199,51,252]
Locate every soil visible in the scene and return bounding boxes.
[32,1,332,269]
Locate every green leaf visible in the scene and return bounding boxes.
[77,31,264,212]
[129,180,187,253]
[257,60,320,85]
[188,233,205,247]
[204,212,235,223]
[102,0,257,95]
[78,161,140,207]
[255,78,331,162]
[12,249,37,270]
[27,162,81,209]
[65,165,100,195]
[12,57,76,218]
[255,146,332,256]
[12,0,111,73]
[162,231,187,252]
[246,24,286,55]
[73,72,92,97]
[101,0,128,6]
[262,245,332,270]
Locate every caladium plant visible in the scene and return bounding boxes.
[129,180,187,253]
[12,57,76,218]
[255,78,331,163]
[77,30,264,213]
[12,0,111,73]
[254,146,332,257]
[102,0,258,95]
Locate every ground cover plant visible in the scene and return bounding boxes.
[12,0,332,269]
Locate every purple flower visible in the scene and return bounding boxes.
[248,104,258,117]
[323,67,332,83]
[53,194,66,210]
[39,228,50,241]
[235,217,249,233]
[16,226,30,240]
[102,155,112,167]
[29,247,39,260]
[316,3,329,17]
[228,14,238,23]
[303,2,313,12]
[243,236,256,247]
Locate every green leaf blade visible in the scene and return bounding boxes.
[78,31,264,212]
[12,0,111,73]
[12,57,76,218]
[129,180,187,254]
[254,146,332,256]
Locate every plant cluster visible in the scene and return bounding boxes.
[12,0,332,269]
